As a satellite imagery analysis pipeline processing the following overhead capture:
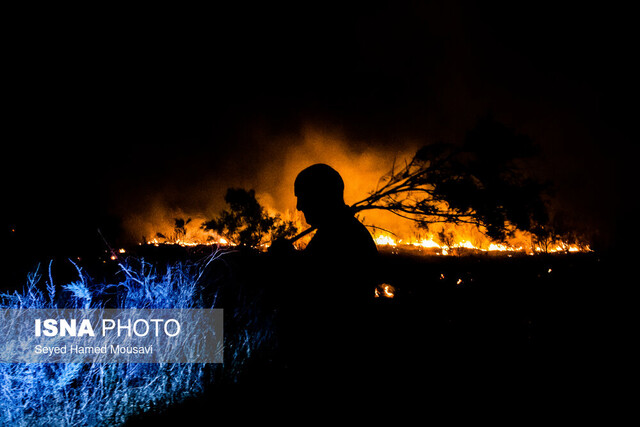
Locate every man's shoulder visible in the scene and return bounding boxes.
[344,216,378,251]
[306,216,377,255]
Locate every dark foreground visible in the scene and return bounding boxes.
[120,248,616,424]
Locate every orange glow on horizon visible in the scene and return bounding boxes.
[130,126,591,255]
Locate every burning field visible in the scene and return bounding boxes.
[142,219,590,256]
[2,3,627,421]
[1,119,604,424]
[119,118,595,261]
[0,184,604,424]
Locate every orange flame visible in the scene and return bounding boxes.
[372,227,590,254]
[375,283,396,298]
[129,127,592,254]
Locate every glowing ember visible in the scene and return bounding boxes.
[375,283,396,298]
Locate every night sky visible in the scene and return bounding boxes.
[3,2,635,262]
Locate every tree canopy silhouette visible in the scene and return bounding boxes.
[349,116,550,241]
[202,188,298,247]
[206,118,555,248]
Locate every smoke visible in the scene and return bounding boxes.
[115,122,421,245]
[114,117,601,251]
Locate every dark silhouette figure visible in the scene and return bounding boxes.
[271,164,379,386]
[294,163,378,301]
[295,164,377,254]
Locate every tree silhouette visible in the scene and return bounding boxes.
[348,115,550,242]
[173,218,191,242]
[203,188,297,247]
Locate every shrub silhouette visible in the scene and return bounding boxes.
[202,188,297,247]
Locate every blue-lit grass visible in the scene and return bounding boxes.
[0,251,274,426]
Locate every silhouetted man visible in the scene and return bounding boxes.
[271,164,378,385]
[295,164,377,255]
[293,163,378,303]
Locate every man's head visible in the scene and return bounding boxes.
[294,164,346,227]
